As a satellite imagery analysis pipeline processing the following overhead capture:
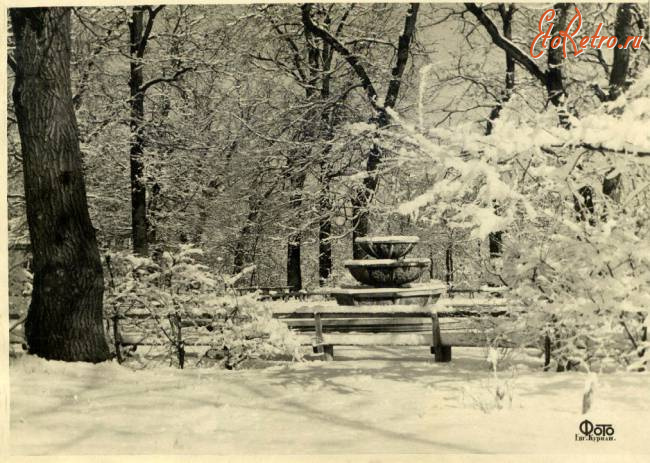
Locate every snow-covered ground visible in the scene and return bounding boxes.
[9,346,650,455]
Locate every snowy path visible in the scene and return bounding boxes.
[9,347,650,455]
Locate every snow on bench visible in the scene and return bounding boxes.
[271,299,521,362]
[9,294,533,365]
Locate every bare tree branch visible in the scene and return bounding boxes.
[141,66,193,93]
[465,3,546,86]
[301,3,380,112]
[384,3,420,110]
[334,3,355,37]
[266,14,308,84]
[138,5,165,58]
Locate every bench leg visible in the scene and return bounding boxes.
[323,345,334,361]
[312,344,334,361]
[431,345,452,362]
[430,313,451,362]
[312,313,333,360]
[543,334,551,371]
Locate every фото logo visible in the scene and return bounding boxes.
[575,419,615,442]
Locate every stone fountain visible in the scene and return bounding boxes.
[329,236,446,306]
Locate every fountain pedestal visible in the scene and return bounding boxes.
[329,285,446,306]
[329,236,445,306]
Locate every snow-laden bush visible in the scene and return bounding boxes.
[377,70,650,371]
[104,245,303,369]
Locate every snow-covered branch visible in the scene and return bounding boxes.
[465,3,547,86]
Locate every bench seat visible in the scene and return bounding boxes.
[271,301,523,361]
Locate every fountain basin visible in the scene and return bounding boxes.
[355,235,419,259]
[344,258,430,287]
[328,283,446,306]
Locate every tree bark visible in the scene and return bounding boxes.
[286,239,302,290]
[609,3,634,101]
[129,6,148,256]
[286,172,306,290]
[10,7,110,362]
[232,183,277,274]
[232,201,262,275]
[466,2,568,112]
[546,3,570,116]
[352,144,382,258]
[445,247,454,285]
[303,4,419,257]
[574,4,634,216]
[465,3,546,85]
[487,4,515,258]
[284,18,322,290]
[485,4,515,136]
[317,23,336,285]
[318,188,332,286]
[351,4,419,257]
[601,3,634,204]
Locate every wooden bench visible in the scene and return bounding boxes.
[272,300,523,362]
[9,293,538,365]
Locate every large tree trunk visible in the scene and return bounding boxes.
[286,237,302,290]
[318,200,332,286]
[285,22,318,290]
[302,4,419,257]
[318,37,335,285]
[319,160,333,286]
[547,3,570,120]
[232,183,276,274]
[487,4,516,259]
[573,4,634,221]
[602,3,634,203]
[486,4,515,135]
[129,6,148,255]
[609,3,634,101]
[445,247,454,285]
[11,7,110,362]
[352,144,382,258]
[351,4,419,257]
[232,203,262,275]
[286,172,306,290]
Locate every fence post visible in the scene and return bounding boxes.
[445,248,453,285]
[171,312,185,369]
[112,314,123,364]
[543,333,551,371]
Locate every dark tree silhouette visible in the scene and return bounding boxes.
[303,3,420,257]
[10,7,110,362]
